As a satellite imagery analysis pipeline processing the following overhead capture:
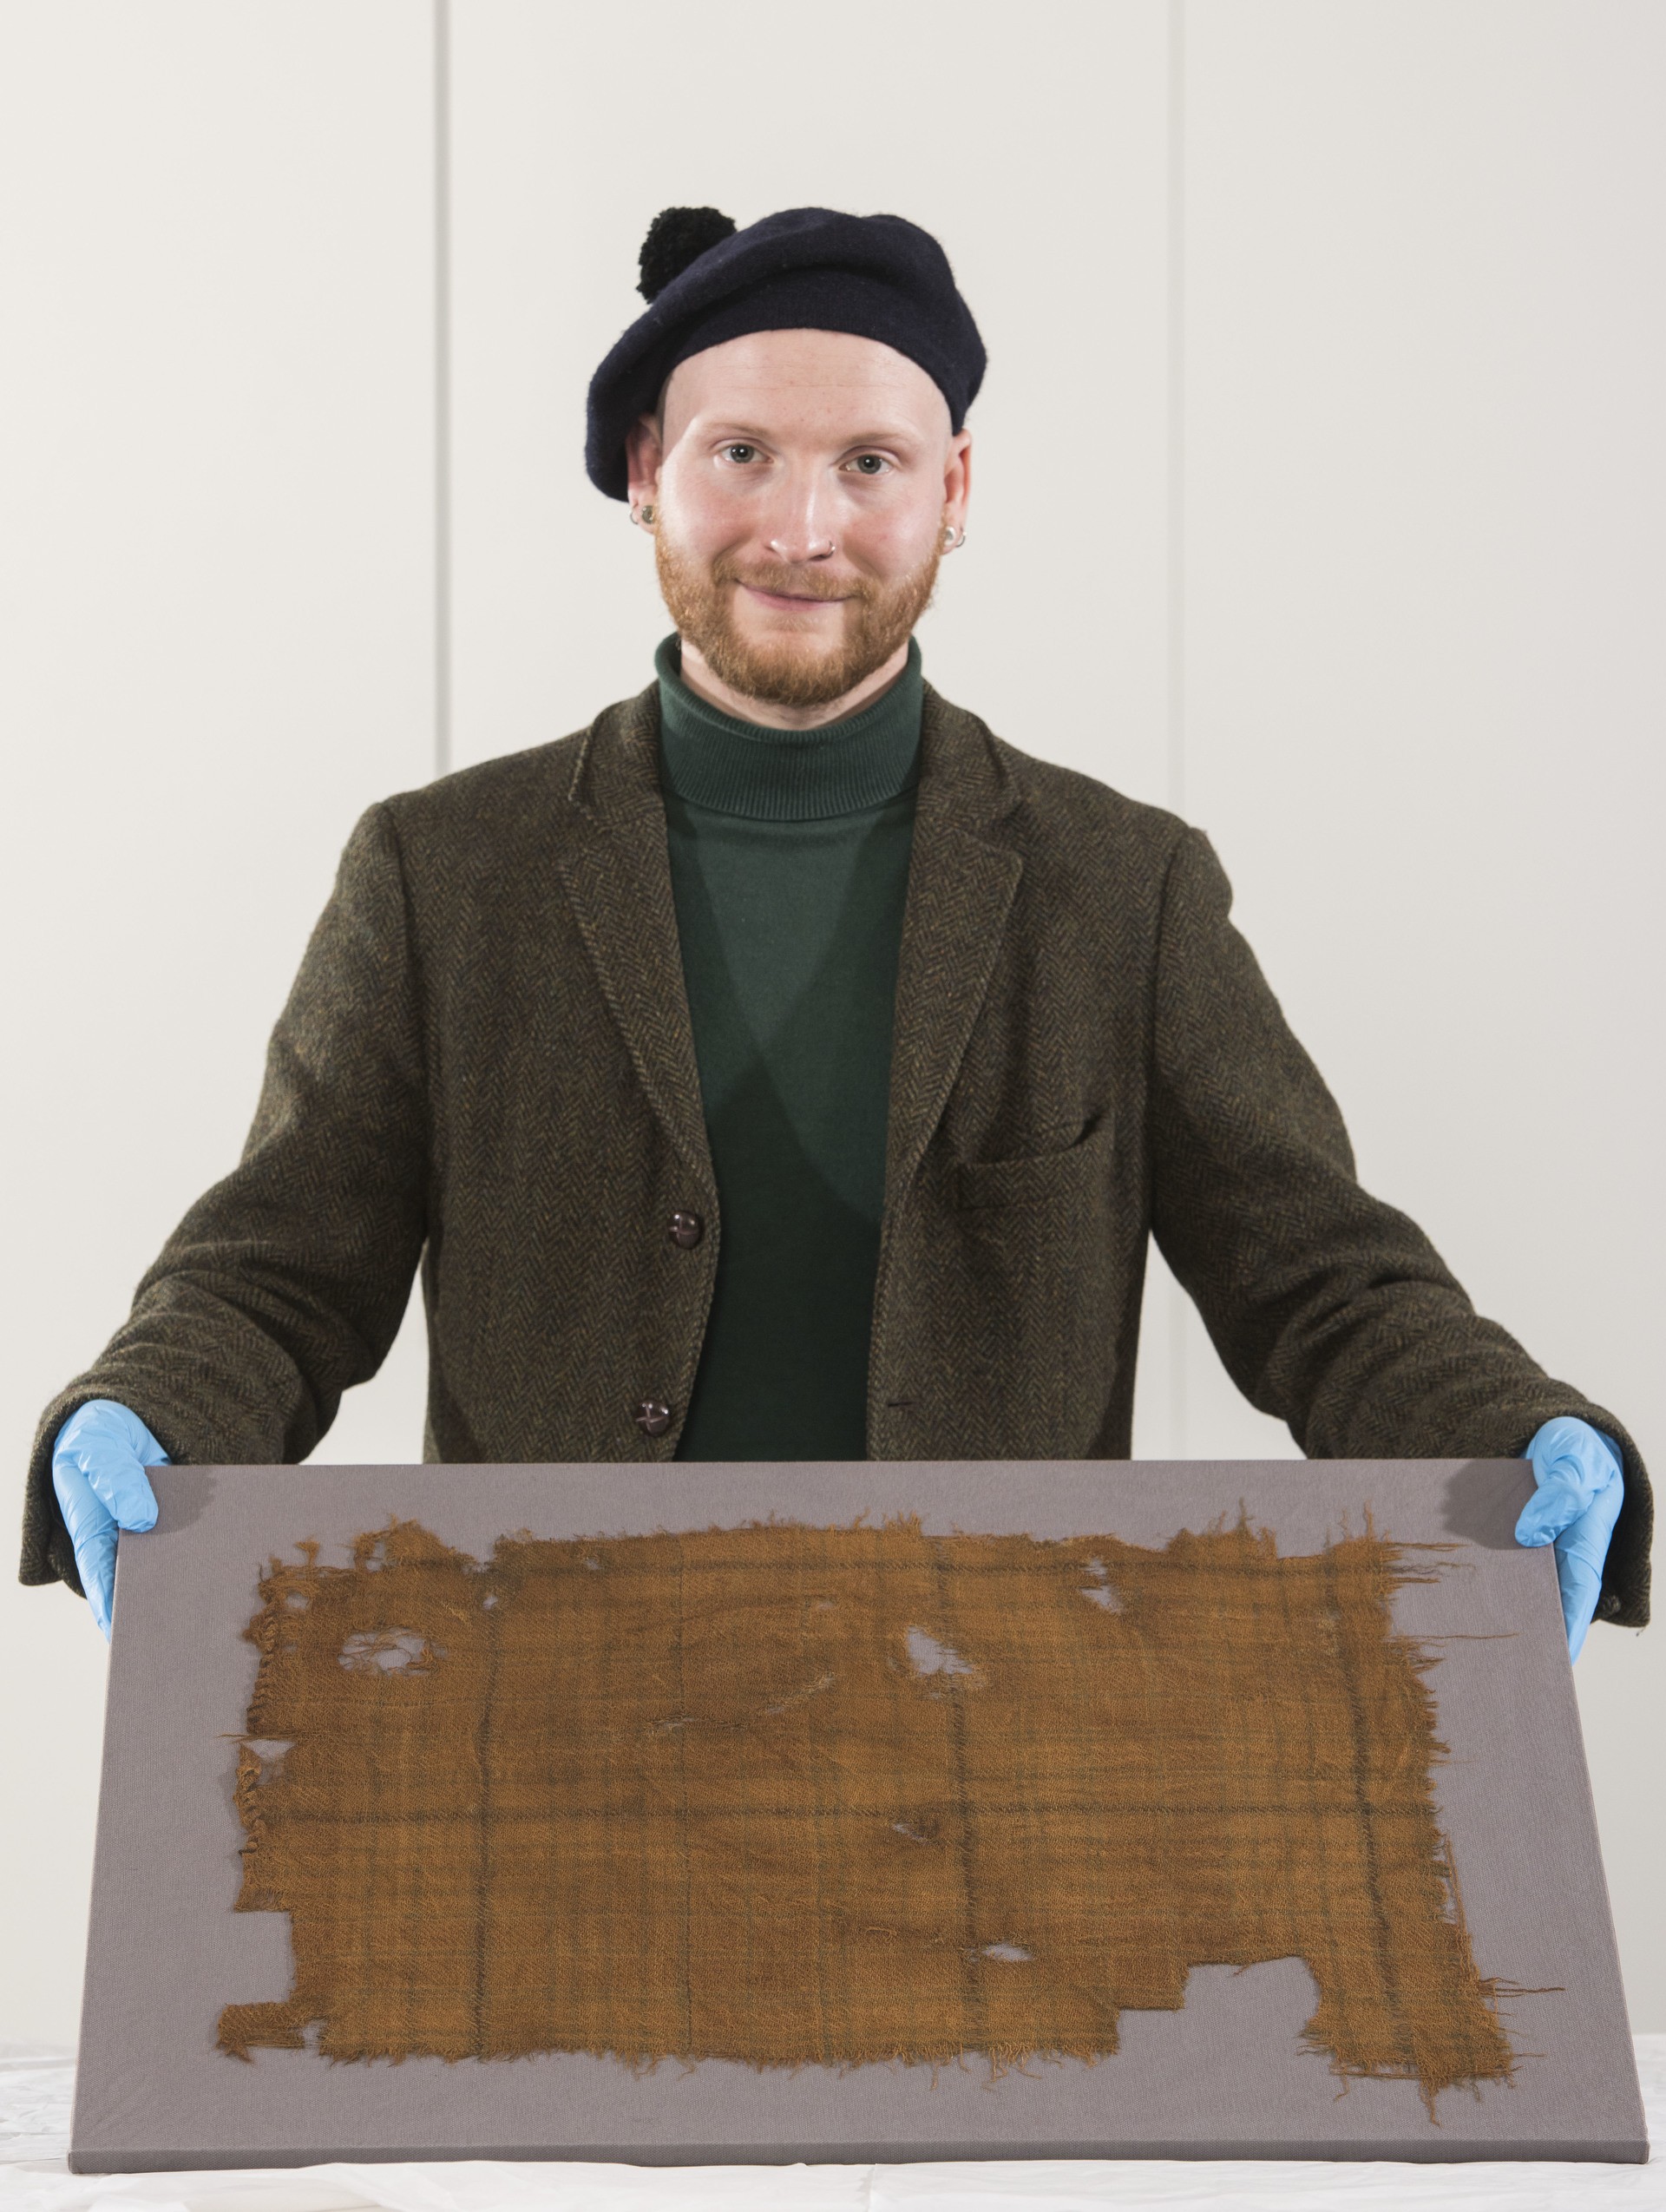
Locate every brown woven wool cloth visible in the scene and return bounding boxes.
[217,1517,1512,2100]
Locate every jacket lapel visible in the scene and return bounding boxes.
[554,688,716,1198]
[883,687,1025,1204]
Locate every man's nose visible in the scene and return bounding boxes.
[766,531,837,562]
[764,471,837,563]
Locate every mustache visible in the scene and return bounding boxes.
[714,558,875,604]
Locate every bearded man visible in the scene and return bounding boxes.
[25,206,1649,1656]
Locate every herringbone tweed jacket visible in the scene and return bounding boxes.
[23,682,1651,1625]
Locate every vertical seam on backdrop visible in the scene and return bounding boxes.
[434,0,453,783]
[1166,0,1189,1455]
[1166,0,1186,821]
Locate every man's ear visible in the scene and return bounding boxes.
[942,430,973,536]
[625,412,665,512]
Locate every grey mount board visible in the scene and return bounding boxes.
[72,1459,1645,2172]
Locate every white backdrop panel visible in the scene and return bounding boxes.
[0,2,436,2045]
[1182,0,1666,2024]
[444,0,1171,799]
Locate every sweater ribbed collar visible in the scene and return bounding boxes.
[653,633,922,822]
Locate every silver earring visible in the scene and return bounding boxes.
[632,502,657,529]
[942,523,966,552]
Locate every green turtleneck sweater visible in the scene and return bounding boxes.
[655,633,922,1461]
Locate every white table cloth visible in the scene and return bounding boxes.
[3,2040,1660,2211]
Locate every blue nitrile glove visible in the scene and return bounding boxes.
[1516,1416,1623,1662]
[51,1400,169,1640]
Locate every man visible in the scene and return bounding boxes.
[26,206,1647,1656]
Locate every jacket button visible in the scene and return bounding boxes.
[668,1210,704,1249]
[634,1399,673,1436]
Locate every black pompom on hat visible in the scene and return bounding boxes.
[586,205,987,500]
[637,207,737,301]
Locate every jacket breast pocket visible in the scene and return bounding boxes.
[951,1114,1116,1211]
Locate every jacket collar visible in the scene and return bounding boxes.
[554,679,1025,1208]
[562,677,1020,838]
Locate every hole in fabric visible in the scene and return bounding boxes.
[284,1593,308,1611]
[338,1629,442,1675]
[245,1739,295,1782]
[981,1942,1033,1963]
[1080,1558,1124,1611]
[583,1556,603,1572]
[906,1627,976,1677]
[891,1820,929,1842]
[482,1592,500,1609]
[811,1597,836,1611]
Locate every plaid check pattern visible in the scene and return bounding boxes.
[218,1515,1512,2105]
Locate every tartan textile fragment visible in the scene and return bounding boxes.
[217,1516,1513,2101]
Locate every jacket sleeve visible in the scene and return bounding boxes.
[1147,825,1651,1628]
[21,804,430,1594]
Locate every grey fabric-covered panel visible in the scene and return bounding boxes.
[71,1460,1644,2171]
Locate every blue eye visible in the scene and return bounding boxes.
[725,443,758,463]
[850,454,888,475]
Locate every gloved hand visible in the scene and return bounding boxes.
[51,1400,169,1640]
[1516,1415,1623,1662]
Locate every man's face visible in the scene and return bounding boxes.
[626,329,971,711]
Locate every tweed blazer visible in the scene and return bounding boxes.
[23,683,1651,1625]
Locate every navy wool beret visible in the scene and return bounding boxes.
[585,205,987,500]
